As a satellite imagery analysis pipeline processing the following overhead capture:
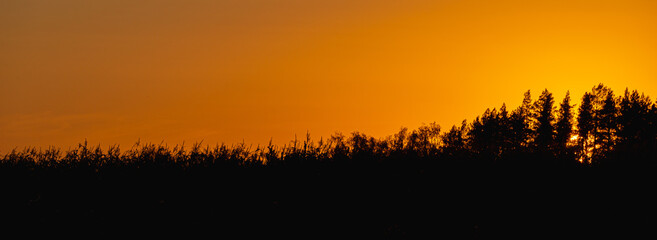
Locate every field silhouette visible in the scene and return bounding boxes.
[1,84,656,238]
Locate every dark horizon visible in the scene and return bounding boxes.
[2,83,656,237]
[4,83,656,167]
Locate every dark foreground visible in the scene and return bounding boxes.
[3,84,657,237]
[1,162,655,238]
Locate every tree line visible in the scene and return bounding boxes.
[1,83,656,237]
[442,83,657,168]
[3,83,655,169]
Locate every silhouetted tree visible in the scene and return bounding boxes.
[408,122,441,157]
[391,127,408,154]
[575,84,618,165]
[440,120,468,159]
[615,89,653,165]
[469,106,512,163]
[349,132,377,163]
[577,92,595,165]
[555,91,575,163]
[617,89,652,143]
[469,109,490,158]
[498,103,513,155]
[330,132,349,162]
[533,89,555,153]
[593,86,617,164]
[508,90,533,152]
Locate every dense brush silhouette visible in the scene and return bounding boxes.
[1,84,656,238]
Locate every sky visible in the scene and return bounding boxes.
[1,0,657,153]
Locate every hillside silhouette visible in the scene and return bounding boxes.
[1,84,656,238]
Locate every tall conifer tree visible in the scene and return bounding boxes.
[534,89,555,151]
[555,91,574,160]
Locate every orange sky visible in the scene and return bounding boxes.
[2,0,657,153]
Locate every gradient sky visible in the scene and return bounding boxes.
[2,0,657,152]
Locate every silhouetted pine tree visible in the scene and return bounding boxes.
[575,84,617,165]
[469,108,501,163]
[616,89,653,165]
[617,89,652,144]
[533,89,556,154]
[440,120,468,160]
[594,86,617,164]
[498,103,513,155]
[577,92,595,165]
[555,91,575,164]
[508,90,533,152]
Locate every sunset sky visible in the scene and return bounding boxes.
[2,0,657,152]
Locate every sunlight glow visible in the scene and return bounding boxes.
[1,0,657,151]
